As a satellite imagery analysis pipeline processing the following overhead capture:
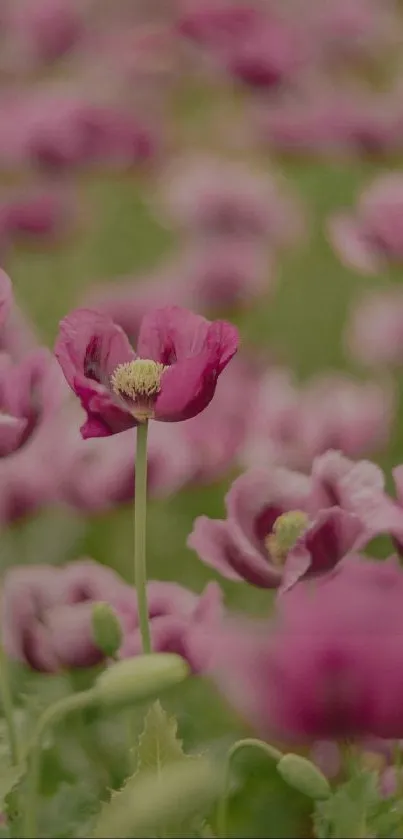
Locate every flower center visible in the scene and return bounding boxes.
[265,510,309,566]
[111,359,167,420]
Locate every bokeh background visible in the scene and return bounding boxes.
[2,1,403,836]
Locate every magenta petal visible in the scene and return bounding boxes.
[188,516,281,587]
[137,306,212,363]
[154,351,219,421]
[74,378,135,439]
[305,508,363,573]
[280,545,312,595]
[206,319,240,372]
[55,307,135,390]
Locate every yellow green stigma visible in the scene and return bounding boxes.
[265,510,309,566]
[111,359,167,419]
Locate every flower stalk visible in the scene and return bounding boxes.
[217,738,283,838]
[134,420,151,654]
[0,642,20,765]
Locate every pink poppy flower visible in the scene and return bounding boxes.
[1,558,135,672]
[188,464,363,590]
[328,174,403,274]
[345,287,403,368]
[207,556,403,742]
[55,306,239,438]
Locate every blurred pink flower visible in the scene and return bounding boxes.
[0,347,62,457]
[55,306,238,437]
[120,580,224,672]
[177,2,259,48]
[54,414,193,512]
[241,369,393,471]
[345,288,403,367]
[328,174,403,273]
[6,0,83,68]
[82,273,183,347]
[308,0,400,63]
[188,464,362,589]
[254,89,402,159]
[181,355,261,484]
[174,240,272,311]
[222,16,306,90]
[1,558,135,672]
[0,186,77,246]
[156,155,303,246]
[205,555,403,741]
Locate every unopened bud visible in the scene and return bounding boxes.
[277,754,331,800]
[92,602,123,658]
[94,653,189,708]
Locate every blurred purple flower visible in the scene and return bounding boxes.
[55,306,238,437]
[2,558,135,671]
[328,174,403,273]
[157,155,303,246]
[345,287,403,368]
[188,463,362,590]
[206,555,403,741]
[177,2,259,47]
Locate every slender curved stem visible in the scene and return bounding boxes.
[23,689,95,839]
[0,642,20,765]
[217,738,283,838]
[134,421,151,654]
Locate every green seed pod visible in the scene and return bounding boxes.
[92,602,123,658]
[277,754,331,800]
[94,653,190,709]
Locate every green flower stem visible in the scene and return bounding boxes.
[23,689,95,839]
[0,642,20,765]
[217,738,283,838]
[134,421,151,655]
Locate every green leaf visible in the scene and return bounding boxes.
[90,703,220,838]
[136,701,189,773]
[90,756,222,838]
[314,770,379,839]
